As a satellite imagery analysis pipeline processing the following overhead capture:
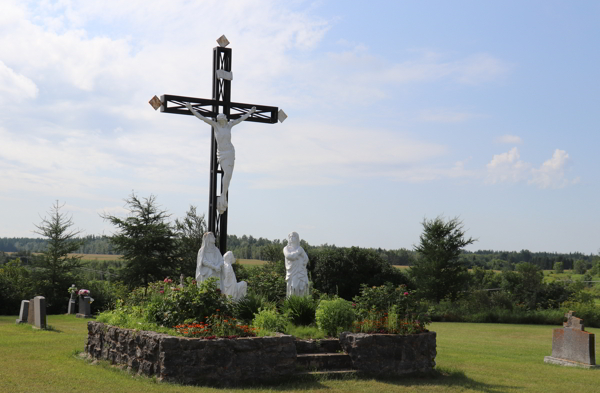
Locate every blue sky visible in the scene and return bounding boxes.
[0,1,598,254]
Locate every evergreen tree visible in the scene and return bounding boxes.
[174,205,206,278]
[33,201,85,313]
[102,193,176,289]
[411,216,476,302]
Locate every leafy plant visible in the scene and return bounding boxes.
[251,307,289,333]
[315,298,355,337]
[283,295,316,326]
[232,291,271,323]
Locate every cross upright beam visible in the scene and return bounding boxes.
[151,37,285,252]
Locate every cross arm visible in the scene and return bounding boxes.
[158,94,279,124]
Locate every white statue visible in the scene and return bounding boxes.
[196,232,224,291]
[283,231,310,297]
[184,103,256,214]
[222,251,248,301]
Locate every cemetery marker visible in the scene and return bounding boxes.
[150,35,286,251]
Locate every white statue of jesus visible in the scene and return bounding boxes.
[184,103,256,214]
[284,231,310,297]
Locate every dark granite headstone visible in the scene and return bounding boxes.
[16,300,30,324]
[544,311,598,368]
[33,296,46,329]
[76,296,93,318]
[27,298,35,324]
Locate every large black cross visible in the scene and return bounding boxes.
[150,37,284,252]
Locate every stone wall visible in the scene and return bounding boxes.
[339,331,437,376]
[85,322,297,386]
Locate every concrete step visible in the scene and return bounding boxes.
[296,369,357,377]
[295,339,342,354]
[296,352,353,371]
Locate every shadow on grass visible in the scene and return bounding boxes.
[254,367,523,392]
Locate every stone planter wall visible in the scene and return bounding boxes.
[339,331,437,376]
[84,322,297,386]
[85,322,437,385]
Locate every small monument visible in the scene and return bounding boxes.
[222,251,247,301]
[196,232,224,291]
[544,311,598,368]
[67,284,77,314]
[15,300,29,324]
[284,232,310,297]
[27,298,35,324]
[32,296,47,329]
[76,289,94,318]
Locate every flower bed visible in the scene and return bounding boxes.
[85,321,297,386]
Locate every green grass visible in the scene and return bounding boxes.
[1,315,599,392]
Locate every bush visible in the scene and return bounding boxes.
[315,298,355,337]
[232,292,271,323]
[242,263,286,302]
[308,247,409,300]
[283,295,316,326]
[251,307,289,333]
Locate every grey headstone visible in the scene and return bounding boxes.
[544,311,596,367]
[33,296,46,329]
[16,300,30,324]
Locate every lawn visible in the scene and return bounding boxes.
[0,316,598,393]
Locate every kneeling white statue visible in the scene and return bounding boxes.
[284,231,310,297]
[196,232,224,291]
[222,251,248,301]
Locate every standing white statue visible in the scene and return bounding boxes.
[196,232,224,291]
[184,103,256,214]
[283,232,310,297]
[222,251,248,301]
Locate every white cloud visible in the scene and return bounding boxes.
[529,149,572,189]
[486,147,577,188]
[0,60,38,102]
[495,134,523,144]
[486,147,531,184]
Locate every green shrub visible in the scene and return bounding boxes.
[315,298,355,337]
[242,264,286,302]
[251,307,289,333]
[232,292,271,323]
[283,295,316,326]
[285,324,325,339]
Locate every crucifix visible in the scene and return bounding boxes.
[150,35,286,252]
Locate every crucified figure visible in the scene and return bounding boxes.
[185,103,256,214]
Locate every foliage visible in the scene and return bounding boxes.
[411,216,476,302]
[573,259,587,274]
[282,295,317,326]
[173,313,258,339]
[284,324,326,339]
[173,205,206,278]
[315,298,355,337]
[101,193,177,289]
[308,246,409,300]
[251,307,289,333]
[231,291,272,323]
[32,201,85,313]
[239,262,286,302]
[553,261,564,274]
[351,283,431,335]
[0,259,35,315]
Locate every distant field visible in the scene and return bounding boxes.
[238,259,267,266]
[393,265,410,270]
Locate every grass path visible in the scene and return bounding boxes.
[0,315,598,392]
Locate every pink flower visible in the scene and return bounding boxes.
[404,292,409,296]
[159,290,164,294]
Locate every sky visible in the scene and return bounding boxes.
[0,0,599,254]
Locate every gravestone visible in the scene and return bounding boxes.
[15,300,29,324]
[544,311,598,368]
[76,296,93,318]
[32,296,46,329]
[27,298,35,324]
[67,284,77,314]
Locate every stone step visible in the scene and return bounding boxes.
[296,369,357,376]
[295,339,342,354]
[296,353,353,371]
